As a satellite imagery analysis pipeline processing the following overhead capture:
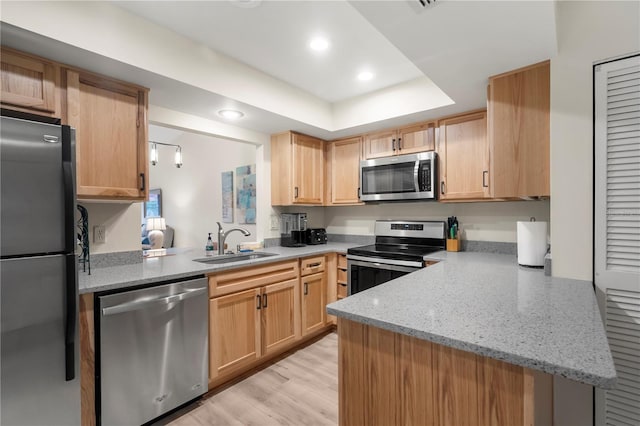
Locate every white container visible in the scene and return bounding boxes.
[517,220,548,267]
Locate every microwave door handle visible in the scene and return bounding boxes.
[414,161,420,192]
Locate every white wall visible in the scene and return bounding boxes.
[321,200,550,242]
[148,130,257,251]
[80,203,142,254]
[550,0,640,281]
[550,2,640,426]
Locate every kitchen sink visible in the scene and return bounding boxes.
[193,252,278,265]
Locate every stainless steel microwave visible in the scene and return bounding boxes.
[360,151,437,202]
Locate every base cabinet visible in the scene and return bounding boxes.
[338,318,552,426]
[262,279,300,355]
[209,288,262,380]
[301,272,326,336]
[209,279,300,382]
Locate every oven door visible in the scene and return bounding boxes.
[347,256,422,295]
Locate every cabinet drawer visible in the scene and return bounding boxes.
[209,260,299,297]
[300,256,325,276]
[337,268,347,284]
[337,254,347,269]
[337,282,348,299]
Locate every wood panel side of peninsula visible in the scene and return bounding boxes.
[338,318,553,426]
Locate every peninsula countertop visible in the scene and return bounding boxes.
[79,243,358,294]
[327,251,616,389]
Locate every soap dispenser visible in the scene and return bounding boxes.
[205,233,214,256]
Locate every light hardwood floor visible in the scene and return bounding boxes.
[157,333,338,426]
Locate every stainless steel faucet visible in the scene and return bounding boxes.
[216,222,251,255]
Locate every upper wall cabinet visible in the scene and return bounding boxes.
[65,69,149,201]
[271,131,324,206]
[0,47,61,118]
[437,111,490,201]
[488,60,550,198]
[364,122,436,159]
[325,136,363,205]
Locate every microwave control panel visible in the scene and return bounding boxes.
[419,161,432,192]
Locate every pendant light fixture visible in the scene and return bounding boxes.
[150,143,159,165]
[149,141,184,168]
[174,146,183,168]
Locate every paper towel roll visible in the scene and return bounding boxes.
[517,221,548,267]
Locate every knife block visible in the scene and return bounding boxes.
[446,238,460,252]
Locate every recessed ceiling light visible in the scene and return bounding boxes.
[309,37,329,52]
[357,71,374,81]
[218,109,245,119]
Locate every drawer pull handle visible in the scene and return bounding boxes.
[307,262,321,268]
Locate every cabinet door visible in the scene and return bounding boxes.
[328,137,362,205]
[262,278,300,355]
[66,69,149,200]
[437,111,489,200]
[301,272,326,336]
[292,133,324,204]
[0,48,59,117]
[363,129,397,159]
[397,122,436,155]
[489,61,550,198]
[209,288,262,381]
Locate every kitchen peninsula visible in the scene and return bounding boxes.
[327,252,616,426]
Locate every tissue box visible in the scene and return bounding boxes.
[446,239,460,252]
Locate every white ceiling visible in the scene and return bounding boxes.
[0,1,558,140]
[113,0,425,103]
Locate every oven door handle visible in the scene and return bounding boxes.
[347,256,423,271]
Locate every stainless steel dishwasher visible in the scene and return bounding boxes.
[98,276,208,426]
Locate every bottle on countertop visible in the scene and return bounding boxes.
[205,233,214,256]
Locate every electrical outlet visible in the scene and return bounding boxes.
[94,225,106,244]
[270,215,280,230]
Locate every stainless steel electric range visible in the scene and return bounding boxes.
[347,220,446,295]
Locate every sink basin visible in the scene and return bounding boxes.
[193,252,278,265]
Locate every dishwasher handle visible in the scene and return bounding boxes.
[102,287,207,316]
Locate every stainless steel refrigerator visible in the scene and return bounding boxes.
[0,115,80,425]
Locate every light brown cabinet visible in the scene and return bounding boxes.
[326,136,363,205]
[0,47,61,118]
[65,69,149,201]
[209,280,300,382]
[0,47,150,202]
[337,254,348,300]
[488,60,550,198]
[300,255,327,335]
[437,111,490,201]
[271,131,324,205]
[209,288,262,380]
[364,122,436,159]
[208,260,302,385]
[301,272,326,336]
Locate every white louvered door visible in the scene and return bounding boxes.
[594,54,640,426]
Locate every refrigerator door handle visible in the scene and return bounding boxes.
[62,125,77,382]
[62,125,75,253]
[64,253,76,381]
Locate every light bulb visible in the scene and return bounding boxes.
[174,147,183,168]
[150,143,158,165]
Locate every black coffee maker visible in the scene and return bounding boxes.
[280,213,307,247]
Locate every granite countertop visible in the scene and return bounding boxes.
[79,243,357,294]
[327,251,616,389]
